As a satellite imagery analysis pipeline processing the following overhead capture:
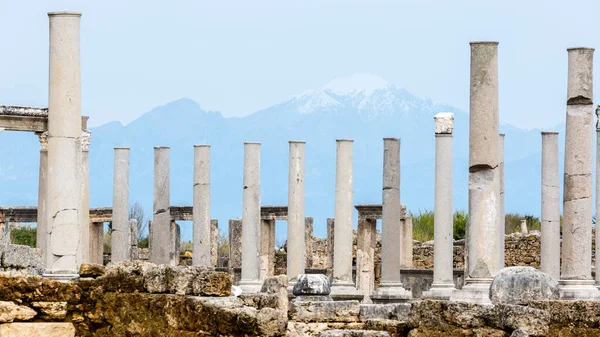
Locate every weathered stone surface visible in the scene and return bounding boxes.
[0,301,36,322]
[359,303,411,321]
[261,275,289,312]
[79,263,105,278]
[510,328,529,337]
[100,261,147,293]
[0,244,44,275]
[191,267,232,296]
[497,304,549,336]
[31,301,67,320]
[319,330,390,337]
[0,322,75,337]
[290,300,360,323]
[293,274,331,296]
[490,267,559,305]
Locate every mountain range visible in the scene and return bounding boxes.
[0,73,569,242]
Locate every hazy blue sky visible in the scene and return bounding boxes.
[1,0,599,129]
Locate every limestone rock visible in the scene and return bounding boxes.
[79,263,105,278]
[191,268,232,296]
[490,267,559,305]
[100,260,147,292]
[0,301,36,322]
[261,275,289,311]
[359,303,411,321]
[0,322,75,337]
[293,274,330,296]
[511,328,529,337]
[290,300,360,323]
[169,266,196,295]
[319,330,390,337]
[497,304,549,336]
[31,301,67,320]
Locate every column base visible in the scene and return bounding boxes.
[370,282,412,303]
[330,281,363,301]
[559,279,600,300]
[449,278,492,304]
[422,283,456,300]
[238,279,263,294]
[42,273,80,283]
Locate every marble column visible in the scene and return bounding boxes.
[228,219,242,268]
[287,141,306,282]
[497,133,505,269]
[150,147,171,265]
[36,132,48,256]
[170,220,180,266]
[357,217,377,303]
[331,139,362,299]
[44,12,83,277]
[450,42,500,303]
[597,107,600,286]
[305,217,314,268]
[424,112,456,299]
[193,144,211,267]
[210,219,218,267]
[90,222,104,265]
[400,216,413,268]
[372,138,411,302]
[541,132,560,280]
[559,47,598,299]
[111,147,130,262]
[326,218,335,280]
[259,219,275,280]
[130,219,138,260]
[80,131,91,263]
[239,143,262,293]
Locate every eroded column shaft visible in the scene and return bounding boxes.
[111,147,130,262]
[193,145,211,267]
[381,138,401,284]
[36,132,48,255]
[333,140,354,284]
[241,143,261,283]
[150,147,171,265]
[287,141,306,281]
[45,12,83,274]
[541,132,560,280]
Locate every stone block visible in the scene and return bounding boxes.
[31,302,67,320]
[293,274,330,296]
[497,304,550,336]
[0,244,43,275]
[0,322,75,337]
[0,301,36,323]
[490,267,559,305]
[78,263,105,278]
[289,300,360,323]
[359,303,411,321]
[319,330,390,337]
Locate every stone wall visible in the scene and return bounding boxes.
[0,262,287,337]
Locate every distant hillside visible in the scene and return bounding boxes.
[0,74,569,242]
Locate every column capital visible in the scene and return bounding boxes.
[434,112,454,134]
[81,130,91,152]
[37,131,49,151]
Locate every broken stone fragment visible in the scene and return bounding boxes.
[31,302,67,320]
[292,274,330,296]
[0,322,75,337]
[490,267,559,305]
[0,301,36,322]
[79,263,105,278]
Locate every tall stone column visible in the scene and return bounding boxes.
[305,217,314,268]
[44,12,83,277]
[596,107,600,286]
[259,219,275,280]
[228,219,242,269]
[372,138,411,302]
[90,222,104,265]
[450,42,500,303]
[497,133,505,269]
[326,218,335,280]
[287,141,306,282]
[541,132,560,280]
[111,147,130,262]
[210,219,219,267]
[150,147,171,265]
[130,219,138,260]
[193,144,211,267]
[400,216,413,268]
[357,217,376,303]
[239,143,262,293]
[331,139,362,299]
[424,112,456,299]
[80,131,91,263]
[560,47,599,299]
[36,132,48,256]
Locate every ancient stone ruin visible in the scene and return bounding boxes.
[4,11,600,337]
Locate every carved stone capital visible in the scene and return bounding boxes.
[81,130,91,152]
[37,131,49,151]
[434,112,454,134]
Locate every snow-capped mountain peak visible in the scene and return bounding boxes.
[323,73,390,97]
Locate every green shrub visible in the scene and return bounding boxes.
[11,227,36,247]
[410,209,435,242]
[453,210,468,240]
